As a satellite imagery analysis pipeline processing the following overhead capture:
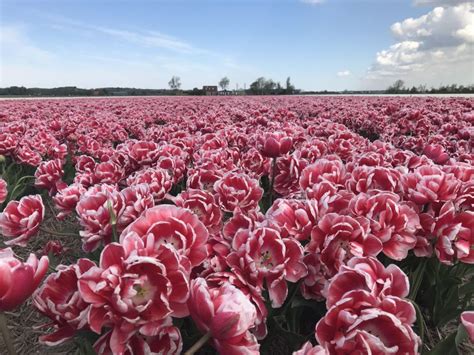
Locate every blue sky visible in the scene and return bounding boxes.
[1,0,473,90]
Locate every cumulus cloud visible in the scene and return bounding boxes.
[390,5,473,48]
[337,70,351,77]
[367,2,474,88]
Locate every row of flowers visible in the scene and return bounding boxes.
[0,96,473,354]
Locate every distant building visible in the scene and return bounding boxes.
[203,86,218,95]
[218,90,234,96]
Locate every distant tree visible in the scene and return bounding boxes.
[285,77,295,94]
[249,77,267,94]
[219,77,230,91]
[417,84,427,93]
[191,87,204,96]
[263,79,277,93]
[248,76,299,95]
[168,76,181,91]
[386,79,405,93]
[276,82,283,94]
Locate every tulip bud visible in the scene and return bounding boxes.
[0,178,7,204]
[0,248,49,311]
[258,132,293,158]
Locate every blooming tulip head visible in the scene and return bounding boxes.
[258,132,293,158]
[120,204,209,267]
[34,159,64,194]
[187,278,260,354]
[214,172,263,213]
[0,248,49,311]
[315,256,420,355]
[33,259,95,345]
[0,194,45,247]
[423,144,450,164]
[0,178,7,204]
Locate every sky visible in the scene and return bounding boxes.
[0,0,473,91]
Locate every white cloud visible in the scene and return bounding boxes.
[89,26,196,53]
[45,14,198,54]
[301,0,325,5]
[366,2,474,88]
[337,70,351,77]
[455,23,474,42]
[0,22,258,89]
[390,5,473,49]
[0,25,53,63]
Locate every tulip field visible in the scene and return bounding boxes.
[0,95,473,355]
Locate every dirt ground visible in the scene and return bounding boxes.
[0,200,81,354]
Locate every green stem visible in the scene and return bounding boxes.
[12,175,35,187]
[107,200,118,243]
[282,281,301,316]
[408,257,428,301]
[111,224,118,243]
[268,157,277,206]
[0,313,16,355]
[184,331,211,355]
[2,159,15,177]
[411,300,426,346]
[9,175,35,201]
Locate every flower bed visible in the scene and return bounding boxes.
[0,96,473,354]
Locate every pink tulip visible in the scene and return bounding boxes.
[460,311,474,342]
[227,226,307,307]
[93,319,182,355]
[187,278,259,354]
[0,248,49,311]
[0,178,7,204]
[433,202,474,264]
[175,188,222,230]
[0,133,17,155]
[316,285,419,354]
[33,259,94,345]
[350,192,421,260]
[423,144,450,164]
[258,132,293,158]
[120,204,209,267]
[76,184,124,252]
[0,194,45,247]
[300,158,347,190]
[214,172,263,213]
[34,159,64,194]
[126,167,172,203]
[293,342,328,355]
[308,213,382,277]
[53,182,87,219]
[403,165,460,205]
[325,256,410,309]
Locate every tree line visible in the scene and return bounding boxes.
[167,75,298,95]
[2,78,472,97]
[386,80,474,94]
[0,76,300,97]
